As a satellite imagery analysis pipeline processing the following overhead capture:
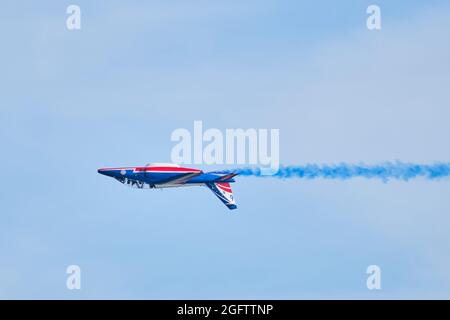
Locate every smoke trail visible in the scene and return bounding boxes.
[218,162,450,181]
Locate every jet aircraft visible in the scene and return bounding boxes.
[98,163,238,210]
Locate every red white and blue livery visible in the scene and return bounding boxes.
[98,163,238,210]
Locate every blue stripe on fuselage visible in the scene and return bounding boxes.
[184,173,235,184]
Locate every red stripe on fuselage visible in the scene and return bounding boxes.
[134,167,201,172]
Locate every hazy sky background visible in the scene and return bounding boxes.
[1,0,450,298]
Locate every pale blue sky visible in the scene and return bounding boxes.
[1,1,450,299]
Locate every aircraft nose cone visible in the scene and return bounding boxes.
[98,169,112,177]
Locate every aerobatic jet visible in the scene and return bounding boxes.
[97,163,238,210]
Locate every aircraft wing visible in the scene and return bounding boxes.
[158,172,203,185]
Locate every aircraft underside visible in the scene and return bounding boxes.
[115,176,205,189]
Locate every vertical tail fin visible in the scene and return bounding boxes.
[205,182,237,210]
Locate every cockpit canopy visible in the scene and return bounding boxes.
[145,163,180,167]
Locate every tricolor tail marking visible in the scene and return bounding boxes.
[205,182,237,210]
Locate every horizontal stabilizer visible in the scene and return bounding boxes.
[216,173,238,182]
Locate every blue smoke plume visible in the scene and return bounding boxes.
[219,162,450,181]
